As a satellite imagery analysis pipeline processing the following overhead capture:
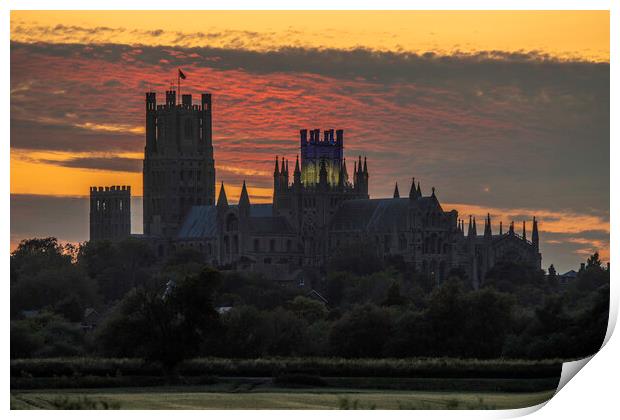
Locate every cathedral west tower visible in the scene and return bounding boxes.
[143,89,216,237]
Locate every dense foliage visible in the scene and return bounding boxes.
[10,237,610,365]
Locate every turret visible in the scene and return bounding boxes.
[217,182,228,209]
[409,177,418,199]
[283,158,289,186]
[393,182,400,198]
[484,213,492,238]
[165,90,176,107]
[293,155,301,187]
[274,155,280,176]
[363,156,368,178]
[499,221,503,235]
[145,92,157,153]
[532,216,540,251]
[273,155,280,194]
[239,180,250,218]
[336,129,344,145]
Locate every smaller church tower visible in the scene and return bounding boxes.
[90,186,131,241]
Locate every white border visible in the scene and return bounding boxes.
[3,2,616,419]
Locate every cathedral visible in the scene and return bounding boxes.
[90,88,542,288]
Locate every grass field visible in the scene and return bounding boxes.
[11,386,556,410]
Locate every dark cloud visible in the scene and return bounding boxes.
[10,42,609,91]
[10,119,142,153]
[39,156,142,173]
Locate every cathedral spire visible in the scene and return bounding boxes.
[484,213,492,238]
[293,155,301,186]
[473,216,477,236]
[468,215,474,237]
[274,155,279,176]
[522,220,527,241]
[341,158,348,184]
[393,182,400,198]
[509,221,515,235]
[363,156,368,174]
[294,155,300,173]
[416,181,422,197]
[409,177,417,199]
[217,182,228,208]
[239,180,250,207]
[532,216,539,251]
[499,221,503,235]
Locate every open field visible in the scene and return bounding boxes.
[11,386,556,410]
[10,357,561,409]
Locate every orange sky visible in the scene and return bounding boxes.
[11,10,609,61]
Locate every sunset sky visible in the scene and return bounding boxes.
[10,10,609,271]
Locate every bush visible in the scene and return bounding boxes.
[10,313,86,358]
[329,304,392,357]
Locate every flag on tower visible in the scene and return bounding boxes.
[178,68,186,80]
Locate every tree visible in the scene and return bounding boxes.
[78,238,156,302]
[54,294,85,322]
[96,267,221,368]
[163,248,206,278]
[462,288,514,358]
[384,310,431,357]
[11,237,72,283]
[547,265,559,290]
[587,252,603,269]
[382,282,406,306]
[262,308,308,356]
[287,296,328,324]
[329,304,392,357]
[220,306,266,358]
[577,252,609,292]
[11,312,86,358]
[11,265,99,317]
[426,279,467,356]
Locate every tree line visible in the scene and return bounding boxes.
[10,237,609,366]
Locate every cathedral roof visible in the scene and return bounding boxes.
[248,203,273,217]
[177,205,217,238]
[176,203,286,238]
[330,197,437,231]
[248,216,294,234]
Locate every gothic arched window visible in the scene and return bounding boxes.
[184,118,193,138]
